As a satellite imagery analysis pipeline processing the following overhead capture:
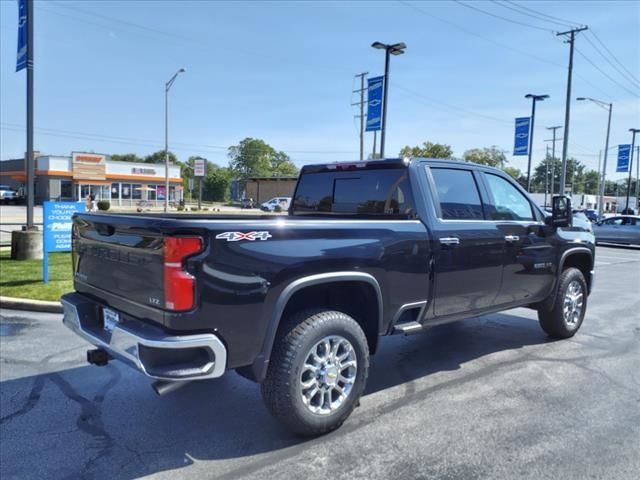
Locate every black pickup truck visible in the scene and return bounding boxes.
[62,158,595,435]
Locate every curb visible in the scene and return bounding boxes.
[0,296,63,314]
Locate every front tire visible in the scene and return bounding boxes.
[261,309,369,436]
[537,267,587,338]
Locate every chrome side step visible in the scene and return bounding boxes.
[393,321,423,335]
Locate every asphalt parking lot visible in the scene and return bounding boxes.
[1,246,639,480]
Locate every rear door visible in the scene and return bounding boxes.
[426,166,504,317]
[480,172,554,305]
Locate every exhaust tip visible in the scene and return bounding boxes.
[152,380,190,396]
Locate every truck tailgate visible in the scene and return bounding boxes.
[73,215,166,308]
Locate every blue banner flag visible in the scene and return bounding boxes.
[16,0,27,72]
[616,144,631,173]
[366,76,384,132]
[43,201,85,282]
[513,117,530,156]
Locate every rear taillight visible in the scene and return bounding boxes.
[164,236,203,311]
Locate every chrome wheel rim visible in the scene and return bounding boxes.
[299,335,357,415]
[563,280,584,327]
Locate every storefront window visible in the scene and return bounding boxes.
[132,184,142,200]
[148,185,157,200]
[61,181,73,199]
[157,185,166,201]
[111,183,120,200]
[169,186,176,201]
[122,183,131,199]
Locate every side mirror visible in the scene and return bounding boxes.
[548,195,572,228]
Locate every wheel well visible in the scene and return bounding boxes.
[562,252,593,293]
[281,281,381,354]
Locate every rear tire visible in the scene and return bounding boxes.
[261,309,369,436]
[537,267,587,338]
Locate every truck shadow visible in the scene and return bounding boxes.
[0,311,549,479]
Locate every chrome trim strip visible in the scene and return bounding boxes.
[61,296,227,381]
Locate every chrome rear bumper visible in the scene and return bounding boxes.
[61,293,226,381]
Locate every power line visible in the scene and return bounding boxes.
[453,0,554,32]
[583,32,640,90]
[574,47,640,97]
[589,30,640,86]
[391,84,511,125]
[491,1,575,29]
[0,123,358,156]
[501,1,583,28]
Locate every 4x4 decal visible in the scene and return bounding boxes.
[215,231,272,242]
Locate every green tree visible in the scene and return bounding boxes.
[399,142,454,159]
[583,170,600,195]
[463,147,507,169]
[110,153,144,163]
[203,168,232,202]
[532,156,586,194]
[503,166,525,185]
[270,151,298,176]
[228,138,298,180]
[144,150,178,164]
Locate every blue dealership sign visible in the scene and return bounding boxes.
[616,144,631,173]
[43,201,85,282]
[366,76,384,132]
[16,0,27,72]
[513,117,531,156]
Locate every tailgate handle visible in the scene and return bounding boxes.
[95,223,115,236]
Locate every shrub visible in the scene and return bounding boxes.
[274,205,283,213]
[177,205,185,211]
[190,207,199,211]
[97,201,110,211]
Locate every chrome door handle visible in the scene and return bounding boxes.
[504,235,520,243]
[439,237,460,246]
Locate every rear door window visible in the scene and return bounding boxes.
[429,167,484,220]
[293,168,415,217]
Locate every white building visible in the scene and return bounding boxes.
[0,152,183,207]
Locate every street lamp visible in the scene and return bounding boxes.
[371,41,406,158]
[625,128,639,213]
[576,97,612,218]
[524,93,549,192]
[164,67,186,212]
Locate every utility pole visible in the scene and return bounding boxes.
[544,145,550,207]
[596,150,602,209]
[625,128,639,213]
[26,0,34,230]
[524,94,549,192]
[557,26,588,196]
[351,72,368,161]
[546,126,562,196]
[636,145,639,210]
[372,131,378,159]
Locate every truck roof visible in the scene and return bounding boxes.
[300,157,504,175]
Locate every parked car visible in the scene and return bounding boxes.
[261,197,291,212]
[0,185,19,204]
[63,158,595,436]
[240,198,255,209]
[584,209,599,222]
[592,215,640,245]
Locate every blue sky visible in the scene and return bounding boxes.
[1,0,638,181]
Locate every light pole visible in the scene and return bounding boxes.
[371,41,406,158]
[164,68,186,212]
[546,126,562,197]
[576,97,612,218]
[524,94,549,192]
[625,128,639,213]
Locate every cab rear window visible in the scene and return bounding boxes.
[292,169,415,218]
